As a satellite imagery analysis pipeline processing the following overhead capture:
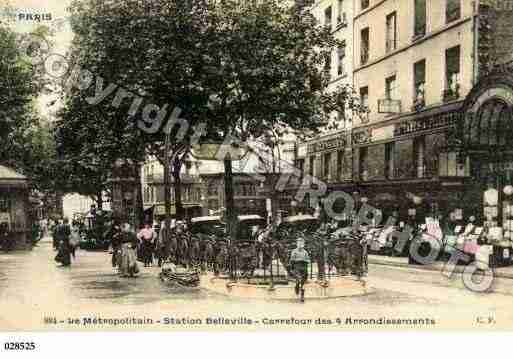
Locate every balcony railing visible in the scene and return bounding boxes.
[336,13,348,30]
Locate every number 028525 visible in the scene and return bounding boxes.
[3,342,36,351]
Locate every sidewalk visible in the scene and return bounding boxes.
[368,255,513,280]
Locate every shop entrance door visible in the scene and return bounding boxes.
[472,156,513,235]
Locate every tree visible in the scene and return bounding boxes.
[191,1,362,238]
[61,0,363,235]
[61,0,213,222]
[54,97,118,209]
[0,22,46,167]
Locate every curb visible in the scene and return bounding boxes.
[368,257,513,280]
[200,274,373,300]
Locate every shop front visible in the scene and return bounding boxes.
[349,100,468,226]
[0,165,31,250]
[453,68,513,264]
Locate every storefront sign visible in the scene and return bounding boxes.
[371,125,395,142]
[394,111,460,137]
[307,135,347,154]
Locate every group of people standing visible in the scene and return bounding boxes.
[110,222,160,277]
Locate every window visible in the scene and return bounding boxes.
[325,6,332,30]
[337,0,345,24]
[309,156,315,176]
[439,152,465,177]
[323,152,332,180]
[445,45,461,100]
[414,0,426,38]
[0,196,10,212]
[296,158,305,178]
[359,147,368,181]
[324,52,332,77]
[361,27,370,65]
[385,75,397,100]
[156,186,165,203]
[386,12,397,53]
[360,86,369,110]
[385,143,395,179]
[360,86,370,122]
[414,136,426,178]
[446,0,461,23]
[337,150,344,181]
[337,43,346,76]
[413,59,426,108]
[361,0,369,11]
[338,111,347,128]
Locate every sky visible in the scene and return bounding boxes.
[2,0,296,183]
[4,0,73,120]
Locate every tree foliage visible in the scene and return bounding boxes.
[0,22,45,166]
[56,0,363,220]
[0,19,62,199]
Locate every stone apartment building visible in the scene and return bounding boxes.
[141,156,274,220]
[296,0,513,225]
[300,0,355,186]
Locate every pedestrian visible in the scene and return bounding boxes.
[137,223,156,267]
[51,219,60,250]
[156,221,171,267]
[290,237,310,302]
[54,218,72,267]
[40,218,48,238]
[69,224,81,260]
[31,220,41,245]
[119,223,139,277]
[110,222,122,269]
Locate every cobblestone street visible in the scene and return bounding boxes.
[0,237,512,330]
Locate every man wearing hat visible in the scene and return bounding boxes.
[290,237,310,302]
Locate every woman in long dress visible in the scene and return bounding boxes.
[118,223,139,277]
[155,221,170,267]
[55,218,72,267]
[137,223,156,267]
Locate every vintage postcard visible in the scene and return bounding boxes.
[1,0,513,340]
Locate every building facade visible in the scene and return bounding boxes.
[201,173,268,218]
[141,157,204,220]
[141,155,273,220]
[294,0,513,226]
[312,0,354,129]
